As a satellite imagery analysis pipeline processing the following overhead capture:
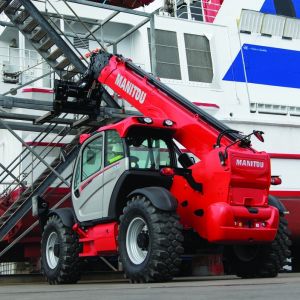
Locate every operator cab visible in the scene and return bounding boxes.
[71,117,181,223]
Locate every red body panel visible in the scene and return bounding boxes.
[172,148,275,243]
[96,116,177,137]
[73,222,118,257]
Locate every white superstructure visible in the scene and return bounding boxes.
[0,0,299,208]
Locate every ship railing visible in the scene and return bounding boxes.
[0,262,17,275]
[0,182,20,195]
[0,113,74,202]
[174,0,222,23]
[0,46,52,88]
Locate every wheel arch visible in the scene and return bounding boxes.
[128,187,177,211]
[47,208,76,228]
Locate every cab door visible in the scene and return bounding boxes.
[102,130,127,217]
[72,134,104,222]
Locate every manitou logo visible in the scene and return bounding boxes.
[235,159,264,168]
[115,73,147,104]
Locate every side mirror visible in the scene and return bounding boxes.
[178,153,194,168]
[253,130,264,142]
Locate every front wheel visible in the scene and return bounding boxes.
[41,215,81,284]
[223,216,291,278]
[118,195,184,283]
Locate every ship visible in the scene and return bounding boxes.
[0,0,299,273]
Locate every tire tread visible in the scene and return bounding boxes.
[119,195,183,283]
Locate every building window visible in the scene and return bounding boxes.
[184,33,213,83]
[148,29,182,80]
[74,36,89,49]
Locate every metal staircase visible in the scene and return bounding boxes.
[0,0,87,80]
[0,123,89,243]
[0,0,122,124]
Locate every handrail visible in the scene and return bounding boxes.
[44,0,89,65]
[0,174,73,258]
[0,119,70,198]
[61,0,106,52]
[0,121,59,182]
[174,0,223,22]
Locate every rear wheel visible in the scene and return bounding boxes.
[41,215,81,284]
[118,195,184,283]
[223,216,291,278]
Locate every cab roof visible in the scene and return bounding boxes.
[96,116,177,138]
[79,116,177,144]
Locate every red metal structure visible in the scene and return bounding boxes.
[34,51,290,284]
[202,0,223,23]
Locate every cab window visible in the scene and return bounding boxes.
[73,159,81,190]
[105,130,125,166]
[128,137,172,169]
[81,136,103,181]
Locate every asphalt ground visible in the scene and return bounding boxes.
[0,273,300,300]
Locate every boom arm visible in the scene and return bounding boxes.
[90,52,240,157]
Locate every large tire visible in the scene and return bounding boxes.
[118,195,184,283]
[223,216,291,278]
[41,215,81,284]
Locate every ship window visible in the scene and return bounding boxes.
[148,29,182,80]
[184,34,213,83]
[190,1,204,21]
[177,1,204,21]
[274,0,296,18]
[74,37,89,49]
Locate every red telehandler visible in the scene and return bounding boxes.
[34,50,291,284]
